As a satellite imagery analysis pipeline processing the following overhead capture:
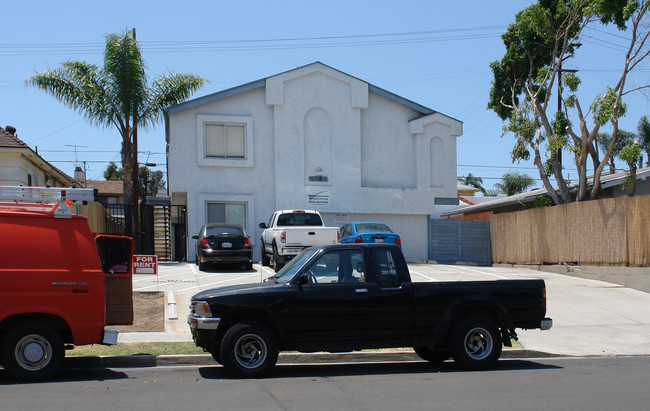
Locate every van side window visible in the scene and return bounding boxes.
[374,249,400,287]
[96,237,132,274]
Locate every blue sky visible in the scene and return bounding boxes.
[2,0,648,190]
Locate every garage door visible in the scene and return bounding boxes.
[428,219,491,266]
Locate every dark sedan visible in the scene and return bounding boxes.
[193,223,253,271]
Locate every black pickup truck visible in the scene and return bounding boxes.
[188,244,552,377]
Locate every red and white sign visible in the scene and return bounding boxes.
[132,255,158,275]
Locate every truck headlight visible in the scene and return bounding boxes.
[190,301,212,317]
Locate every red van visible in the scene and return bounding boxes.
[0,186,134,381]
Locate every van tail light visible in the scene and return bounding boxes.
[354,237,363,243]
[281,231,286,243]
[395,236,402,246]
[543,287,547,308]
[245,237,251,247]
[201,238,209,247]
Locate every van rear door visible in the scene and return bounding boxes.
[95,235,134,325]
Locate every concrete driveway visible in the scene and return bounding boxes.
[128,262,650,356]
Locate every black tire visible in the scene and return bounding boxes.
[1,322,64,381]
[413,346,450,364]
[219,321,278,378]
[450,316,502,371]
[194,253,199,266]
[244,261,253,271]
[261,244,270,266]
[198,255,206,271]
[272,245,284,272]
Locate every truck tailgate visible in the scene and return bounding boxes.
[284,227,339,247]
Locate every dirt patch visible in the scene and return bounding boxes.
[114,291,165,332]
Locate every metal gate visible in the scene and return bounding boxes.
[428,219,491,266]
[103,204,187,261]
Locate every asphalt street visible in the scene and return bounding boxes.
[2,357,650,410]
[125,261,650,357]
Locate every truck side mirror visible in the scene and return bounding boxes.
[259,222,267,229]
[296,274,308,286]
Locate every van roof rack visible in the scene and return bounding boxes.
[0,185,97,218]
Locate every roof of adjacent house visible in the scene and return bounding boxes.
[165,62,460,124]
[0,125,76,185]
[0,125,29,148]
[85,179,123,195]
[442,166,650,218]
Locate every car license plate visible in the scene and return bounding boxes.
[375,238,384,243]
[222,242,232,248]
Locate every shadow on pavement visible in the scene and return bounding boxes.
[197,359,562,380]
[0,368,130,385]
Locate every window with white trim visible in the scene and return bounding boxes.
[206,123,245,158]
[197,115,254,167]
[207,201,247,229]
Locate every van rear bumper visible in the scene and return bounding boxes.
[102,328,119,345]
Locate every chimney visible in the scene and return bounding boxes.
[74,166,86,184]
[5,125,17,135]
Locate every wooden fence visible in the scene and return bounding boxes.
[490,195,650,266]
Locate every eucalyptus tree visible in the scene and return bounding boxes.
[488,0,649,205]
[27,29,206,232]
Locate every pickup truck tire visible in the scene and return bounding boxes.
[272,245,284,272]
[1,322,64,381]
[450,317,502,371]
[219,321,278,378]
[413,346,450,364]
[260,245,270,266]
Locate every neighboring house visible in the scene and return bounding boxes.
[457,183,480,197]
[442,166,650,220]
[84,179,124,207]
[165,62,463,262]
[0,125,75,187]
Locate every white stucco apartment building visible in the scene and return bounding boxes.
[165,62,462,262]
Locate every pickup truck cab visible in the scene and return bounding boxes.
[188,244,552,377]
[0,186,134,381]
[259,209,340,271]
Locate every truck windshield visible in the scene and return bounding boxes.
[274,248,319,283]
[276,213,323,226]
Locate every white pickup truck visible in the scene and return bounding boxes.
[259,210,340,271]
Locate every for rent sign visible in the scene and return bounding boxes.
[132,255,158,275]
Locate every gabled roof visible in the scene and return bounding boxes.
[85,179,123,195]
[165,62,460,124]
[0,126,29,148]
[0,125,76,186]
[442,166,650,218]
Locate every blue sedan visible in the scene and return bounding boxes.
[339,222,401,247]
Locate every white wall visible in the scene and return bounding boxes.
[167,63,462,262]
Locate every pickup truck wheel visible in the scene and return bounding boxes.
[272,246,284,272]
[413,346,450,363]
[261,245,270,266]
[450,317,502,371]
[1,323,64,381]
[219,321,278,378]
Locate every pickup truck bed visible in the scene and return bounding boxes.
[188,244,552,377]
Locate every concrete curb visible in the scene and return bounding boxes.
[64,349,560,369]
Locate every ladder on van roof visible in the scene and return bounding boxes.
[0,185,97,218]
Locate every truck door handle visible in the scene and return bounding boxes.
[308,232,315,235]
[355,288,368,294]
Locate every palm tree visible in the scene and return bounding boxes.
[457,173,486,195]
[494,171,534,196]
[638,116,650,167]
[27,29,206,235]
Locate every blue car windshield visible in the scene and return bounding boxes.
[274,248,319,283]
[355,223,392,234]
